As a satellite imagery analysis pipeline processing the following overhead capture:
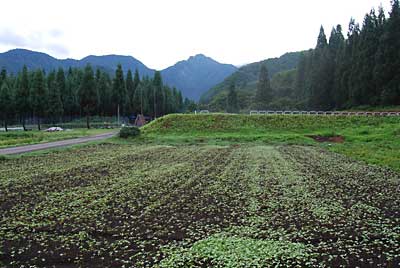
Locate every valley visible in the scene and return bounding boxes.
[1,114,399,267]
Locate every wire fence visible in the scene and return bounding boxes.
[249,110,400,116]
[193,110,400,116]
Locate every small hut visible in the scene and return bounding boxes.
[134,114,147,127]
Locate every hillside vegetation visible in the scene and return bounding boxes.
[200,1,400,112]
[201,69,297,112]
[293,1,400,111]
[199,52,302,106]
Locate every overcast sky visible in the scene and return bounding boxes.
[0,0,391,70]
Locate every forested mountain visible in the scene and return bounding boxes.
[0,49,153,76]
[293,0,400,109]
[0,49,235,100]
[200,52,302,104]
[161,54,237,101]
[202,68,298,112]
[203,0,400,112]
[0,49,74,74]
[2,0,399,115]
[80,55,154,77]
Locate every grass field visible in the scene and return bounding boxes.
[0,114,399,267]
[0,128,113,149]
[141,114,400,171]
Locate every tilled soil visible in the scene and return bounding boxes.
[0,144,399,267]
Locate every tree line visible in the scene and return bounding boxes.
[294,0,400,110]
[0,64,193,130]
[224,63,277,113]
[223,0,400,112]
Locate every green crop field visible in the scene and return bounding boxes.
[0,114,399,267]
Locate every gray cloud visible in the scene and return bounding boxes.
[0,30,28,46]
[47,43,69,57]
[0,29,68,57]
[49,29,63,38]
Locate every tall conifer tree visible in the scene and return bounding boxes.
[254,64,273,109]
[112,64,126,119]
[31,69,47,130]
[126,70,135,115]
[226,83,239,113]
[15,65,30,130]
[0,82,13,131]
[79,64,97,128]
[47,76,64,123]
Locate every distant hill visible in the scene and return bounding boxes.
[161,54,237,101]
[80,55,154,77]
[200,51,303,104]
[0,49,75,74]
[0,49,236,101]
[0,49,154,77]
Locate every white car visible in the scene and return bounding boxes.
[45,127,64,132]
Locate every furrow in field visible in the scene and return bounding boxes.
[1,144,399,268]
[276,146,400,267]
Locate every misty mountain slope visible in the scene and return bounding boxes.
[161,54,237,101]
[200,51,303,104]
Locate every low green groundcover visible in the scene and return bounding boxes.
[158,234,313,267]
[119,126,140,138]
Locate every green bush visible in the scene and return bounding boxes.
[119,126,140,138]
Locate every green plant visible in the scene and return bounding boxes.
[2,114,400,267]
[119,126,140,138]
[1,144,399,267]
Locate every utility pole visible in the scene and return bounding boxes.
[117,104,120,126]
[140,86,143,115]
[153,85,156,119]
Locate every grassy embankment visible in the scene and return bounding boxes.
[139,114,400,171]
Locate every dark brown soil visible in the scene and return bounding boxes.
[307,135,345,143]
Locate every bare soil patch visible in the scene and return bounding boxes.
[307,135,345,143]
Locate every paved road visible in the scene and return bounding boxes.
[0,132,117,155]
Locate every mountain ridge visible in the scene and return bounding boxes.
[161,54,237,100]
[0,48,237,100]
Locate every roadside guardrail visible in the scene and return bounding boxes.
[249,110,400,116]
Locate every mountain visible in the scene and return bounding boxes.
[0,49,154,77]
[0,49,236,100]
[0,49,75,74]
[161,54,237,101]
[200,51,303,104]
[80,55,154,77]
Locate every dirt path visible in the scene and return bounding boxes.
[0,131,117,155]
